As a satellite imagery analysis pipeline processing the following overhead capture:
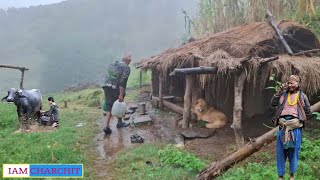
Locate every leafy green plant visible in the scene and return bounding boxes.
[312,112,320,121]
[265,74,283,93]
[300,137,320,160]
[158,145,207,172]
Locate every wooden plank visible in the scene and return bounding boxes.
[152,96,184,114]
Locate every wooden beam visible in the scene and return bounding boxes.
[159,75,164,110]
[196,127,278,180]
[293,49,320,56]
[259,56,279,65]
[233,72,246,147]
[170,67,218,76]
[183,75,193,128]
[0,65,29,71]
[311,101,320,113]
[266,9,293,56]
[152,96,184,114]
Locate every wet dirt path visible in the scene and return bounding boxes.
[93,102,179,179]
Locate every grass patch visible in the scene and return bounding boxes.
[108,144,207,180]
[127,67,151,88]
[0,89,102,179]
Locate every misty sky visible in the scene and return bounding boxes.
[0,0,65,9]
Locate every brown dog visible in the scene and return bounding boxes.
[191,99,227,129]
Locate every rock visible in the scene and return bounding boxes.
[180,128,215,139]
[172,134,185,148]
[133,115,152,126]
[123,115,131,121]
[75,123,86,128]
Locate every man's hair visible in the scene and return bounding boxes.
[122,54,132,61]
[288,75,301,83]
[48,97,55,102]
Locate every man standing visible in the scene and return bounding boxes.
[270,75,311,180]
[102,54,131,134]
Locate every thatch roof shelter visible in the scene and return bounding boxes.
[140,20,320,92]
[138,19,320,146]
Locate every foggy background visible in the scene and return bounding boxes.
[0,0,197,93]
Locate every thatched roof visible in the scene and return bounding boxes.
[139,20,320,94]
[203,54,320,94]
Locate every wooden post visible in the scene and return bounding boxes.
[139,69,143,88]
[64,101,68,108]
[20,69,25,89]
[0,65,29,89]
[233,72,246,147]
[159,74,164,110]
[183,75,193,128]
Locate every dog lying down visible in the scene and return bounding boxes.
[191,99,228,129]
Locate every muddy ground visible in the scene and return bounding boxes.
[92,86,274,179]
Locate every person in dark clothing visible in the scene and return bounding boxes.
[40,97,60,127]
[270,75,311,180]
[102,54,131,134]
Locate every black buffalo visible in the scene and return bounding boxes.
[2,88,42,131]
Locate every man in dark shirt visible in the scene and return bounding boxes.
[102,54,131,134]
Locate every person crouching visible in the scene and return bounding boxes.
[40,97,60,127]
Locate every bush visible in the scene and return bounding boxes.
[158,145,207,172]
